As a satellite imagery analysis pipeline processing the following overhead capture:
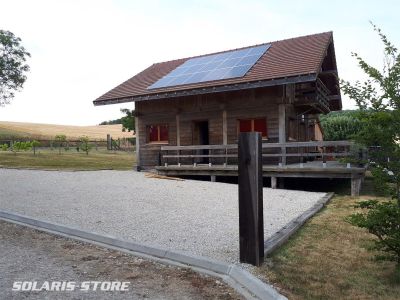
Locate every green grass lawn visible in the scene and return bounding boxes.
[259,180,400,300]
[0,149,136,170]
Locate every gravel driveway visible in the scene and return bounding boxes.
[0,220,241,300]
[0,169,326,264]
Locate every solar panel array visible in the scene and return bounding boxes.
[147,44,271,90]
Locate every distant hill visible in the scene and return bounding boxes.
[0,121,134,140]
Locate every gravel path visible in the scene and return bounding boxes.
[0,169,326,264]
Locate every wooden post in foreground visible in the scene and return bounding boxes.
[238,132,264,266]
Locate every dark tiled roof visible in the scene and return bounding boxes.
[94,32,333,105]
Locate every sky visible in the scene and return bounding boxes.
[1,0,399,126]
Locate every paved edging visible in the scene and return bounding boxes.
[264,192,334,255]
[0,210,286,300]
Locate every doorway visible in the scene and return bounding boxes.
[193,121,209,163]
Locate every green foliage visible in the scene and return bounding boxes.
[31,140,40,155]
[99,119,122,125]
[0,30,30,106]
[319,110,362,140]
[1,143,8,151]
[100,109,135,133]
[347,199,400,263]
[79,136,91,155]
[54,134,67,154]
[12,141,32,152]
[120,109,135,132]
[342,23,400,265]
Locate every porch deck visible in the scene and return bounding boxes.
[155,141,367,196]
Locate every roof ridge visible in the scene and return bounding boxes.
[152,31,333,66]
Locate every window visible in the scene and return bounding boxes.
[147,124,169,143]
[238,118,267,138]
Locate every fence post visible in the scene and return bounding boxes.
[238,132,264,266]
[107,134,111,150]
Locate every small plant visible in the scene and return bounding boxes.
[12,141,32,153]
[54,134,67,154]
[1,144,8,151]
[347,199,400,264]
[31,140,40,155]
[79,136,91,155]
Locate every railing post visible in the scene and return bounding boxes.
[238,132,264,266]
[224,147,228,167]
[300,147,304,168]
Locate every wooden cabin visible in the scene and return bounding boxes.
[94,32,366,195]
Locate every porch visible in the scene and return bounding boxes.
[155,140,367,196]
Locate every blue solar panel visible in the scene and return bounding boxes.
[147,44,271,89]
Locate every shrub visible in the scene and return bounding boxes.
[1,144,8,151]
[54,134,67,154]
[319,110,362,141]
[79,136,91,155]
[31,140,40,155]
[347,199,400,264]
[12,141,32,153]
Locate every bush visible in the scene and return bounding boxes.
[12,141,32,152]
[347,199,400,264]
[319,110,362,141]
[31,140,40,155]
[79,136,91,155]
[54,134,67,154]
[1,144,8,151]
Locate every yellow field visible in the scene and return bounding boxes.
[0,121,134,140]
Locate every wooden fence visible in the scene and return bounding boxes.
[0,137,136,152]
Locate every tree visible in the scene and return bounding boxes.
[99,109,135,133]
[342,23,400,265]
[319,110,362,140]
[79,136,91,155]
[54,134,67,155]
[120,108,135,132]
[31,140,40,155]
[0,30,30,106]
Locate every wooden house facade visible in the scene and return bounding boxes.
[93,32,366,195]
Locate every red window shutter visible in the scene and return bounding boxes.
[159,125,169,141]
[239,120,252,132]
[148,125,158,142]
[254,118,267,137]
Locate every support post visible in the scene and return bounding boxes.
[176,114,181,146]
[222,109,227,145]
[278,104,286,166]
[135,116,141,171]
[210,175,216,182]
[351,176,362,197]
[238,132,264,266]
[271,176,277,189]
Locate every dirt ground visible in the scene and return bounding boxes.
[0,220,243,300]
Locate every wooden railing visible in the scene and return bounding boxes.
[159,140,365,167]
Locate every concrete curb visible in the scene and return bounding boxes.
[0,210,286,300]
[264,192,335,255]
